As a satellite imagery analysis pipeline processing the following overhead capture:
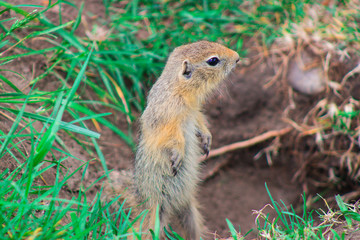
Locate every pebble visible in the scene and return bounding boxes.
[288,52,326,95]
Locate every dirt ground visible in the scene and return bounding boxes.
[2,1,360,239]
[198,66,302,238]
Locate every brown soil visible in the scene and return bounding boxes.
[2,1,360,239]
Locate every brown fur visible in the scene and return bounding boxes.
[105,41,239,239]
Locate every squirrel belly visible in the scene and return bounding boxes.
[134,113,202,211]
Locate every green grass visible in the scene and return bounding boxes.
[0,160,149,239]
[224,184,360,240]
[1,0,360,239]
[0,50,146,239]
[254,184,360,240]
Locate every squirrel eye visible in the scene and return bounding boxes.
[206,57,220,66]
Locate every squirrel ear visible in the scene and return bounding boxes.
[181,60,192,79]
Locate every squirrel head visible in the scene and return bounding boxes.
[165,41,240,98]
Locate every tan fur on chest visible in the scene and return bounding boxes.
[142,117,186,152]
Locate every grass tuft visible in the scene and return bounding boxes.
[250,184,360,240]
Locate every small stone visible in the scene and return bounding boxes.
[288,52,326,95]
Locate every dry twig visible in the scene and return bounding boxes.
[200,127,292,162]
[341,63,360,86]
[203,158,229,180]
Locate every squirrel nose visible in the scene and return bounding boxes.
[236,58,240,63]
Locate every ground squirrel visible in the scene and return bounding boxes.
[105,41,239,239]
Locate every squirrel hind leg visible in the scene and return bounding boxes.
[177,201,204,240]
[137,204,171,239]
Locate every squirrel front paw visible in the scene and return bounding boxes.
[196,131,212,157]
[170,150,182,176]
